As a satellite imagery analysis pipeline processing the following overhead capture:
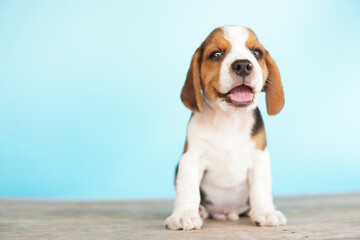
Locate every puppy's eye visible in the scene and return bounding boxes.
[252,49,263,59]
[209,50,224,60]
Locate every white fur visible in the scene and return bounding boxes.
[165,26,286,230]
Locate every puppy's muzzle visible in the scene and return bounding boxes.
[231,59,253,77]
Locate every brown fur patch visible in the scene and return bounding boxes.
[183,139,188,153]
[264,50,284,115]
[199,28,231,102]
[245,28,284,115]
[251,108,267,150]
[181,48,204,112]
[245,29,268,85]
[251,125,267,150]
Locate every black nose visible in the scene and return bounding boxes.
[231,60,253,77]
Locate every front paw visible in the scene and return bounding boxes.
[165,211,203,231]
[249,208,287,227]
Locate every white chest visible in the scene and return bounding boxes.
[186,107,256,215]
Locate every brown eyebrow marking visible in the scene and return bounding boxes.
[199,28,225,62]
[245,28,268,85]
[245,28,259,47]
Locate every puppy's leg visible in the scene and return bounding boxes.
[198,205,209,220]
[165,151,205,231]
[227,212,240,221]
[248,149,287,226]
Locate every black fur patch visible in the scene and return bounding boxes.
[174,163,179,185]
[251,107,264,136]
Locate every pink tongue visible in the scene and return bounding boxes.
[228,86,253,103]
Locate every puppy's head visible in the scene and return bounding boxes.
[181,26,284,115]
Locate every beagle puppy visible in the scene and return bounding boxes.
[165,26,286,231]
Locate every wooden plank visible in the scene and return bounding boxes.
[0,194,359,240]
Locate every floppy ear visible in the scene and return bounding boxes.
[264,50,284,115]
[181,47,204,112]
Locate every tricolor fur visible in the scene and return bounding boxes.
[165,26,286,231]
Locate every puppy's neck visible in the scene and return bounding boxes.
[197,100,255,132]
[203,99,254,116]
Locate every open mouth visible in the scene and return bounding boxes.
[222,85,254,107]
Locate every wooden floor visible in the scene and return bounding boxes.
[0,194,359,240]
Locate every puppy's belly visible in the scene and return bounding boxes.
[200,174,250,216]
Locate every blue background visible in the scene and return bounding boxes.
[0,0,359,200]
